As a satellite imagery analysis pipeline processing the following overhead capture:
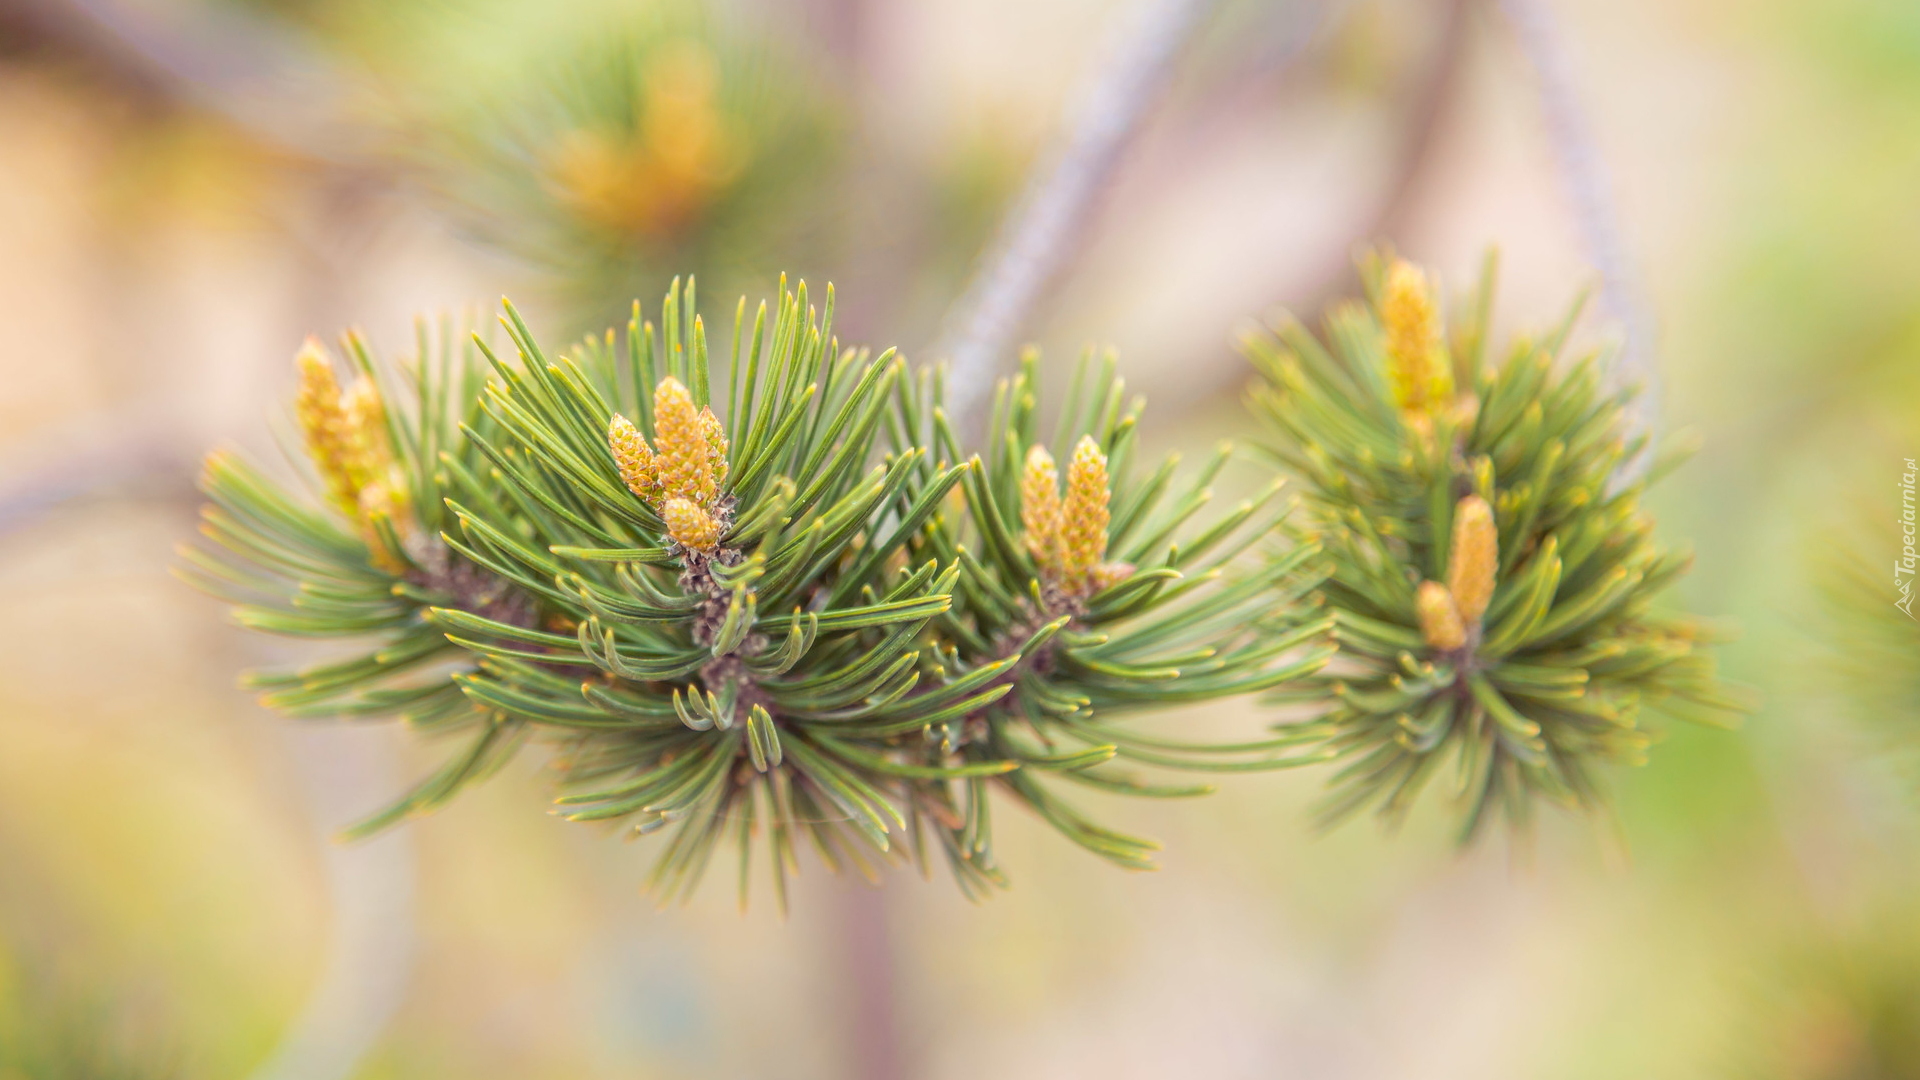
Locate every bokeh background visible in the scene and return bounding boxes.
[1,0,1917,1075]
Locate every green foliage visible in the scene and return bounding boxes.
[445,278,996,906]
[185,278,1338,905]
[1246,251,1748,840]
[891,350,1337,874]
[178,320,535,837]
[187,251,1745,901]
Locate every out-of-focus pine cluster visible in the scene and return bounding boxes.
[1247,251,1748,839]
[408,3,837,330]
[1819,497,1920,782]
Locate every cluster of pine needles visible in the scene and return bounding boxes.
[1247,251,1749,840]
[183,257,1744,906]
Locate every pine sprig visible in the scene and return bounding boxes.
[1245,250,1749,840]
[437,279,1034,906]
[179,320,541,838]
[188,278,1343,904]
[891,348,1338,873]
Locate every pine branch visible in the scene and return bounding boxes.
[1243,250,1748,838]
[185,277,1338,900]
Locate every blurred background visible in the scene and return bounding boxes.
[1,0,1917,1075]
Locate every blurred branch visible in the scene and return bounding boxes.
[1139,0,1336,165]
[1165,0,1472,410]
[933,0,1225,428]
[760,7,910,1074]
[1495,0,1660,479]
[0,415,194,539]
[1276,0,1476,318]
[1371,0,1477,243]
[8,0,360,162]
[899,2,1235,1066]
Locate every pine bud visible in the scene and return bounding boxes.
[663,496,722,552]
[1059,436,1111,591]
[1020,444,1062,573]
[294,342,414,571]
[1416,580,1467,650]
[340,376,392,495]
[652,377,715,506]
[1446,495,1498,623]
[608,413,660,504]
[700,406,729,492]
[1382,258,1453,421]
[293,338,359,517]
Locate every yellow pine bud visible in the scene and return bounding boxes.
[642,43,741,203]
[1446,495,1498,623]
[1020,444,1063,574]
[296,342,416,569]
[663,496,723,553]
[652,377,715,505]
[1382,258,1453,421]
[340,376,393,495]
[549,129,653,236]
[699,406,729,492]
[1416,581,1467,650]
[293,338,360,516]
[1059,436,1111,590]
[608,413,660,504]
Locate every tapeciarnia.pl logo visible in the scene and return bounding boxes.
[1899,457,1917,619]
